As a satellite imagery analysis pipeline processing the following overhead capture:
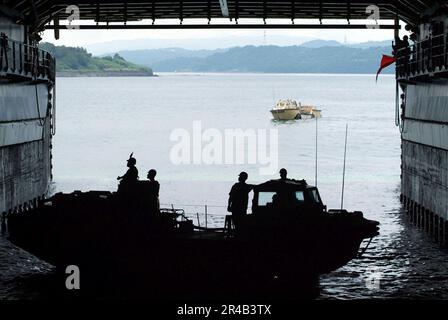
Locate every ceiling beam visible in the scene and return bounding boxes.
[45,23,400,30]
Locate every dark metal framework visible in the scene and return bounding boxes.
[0,35,55,82]
[396,31,448,80]
[2,0,437,32]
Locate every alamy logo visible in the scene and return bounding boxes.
[170,121,279,175]
[66,5,80,29]
[364,266,381,290]
[365,5,380,29]
[65,265,80,290]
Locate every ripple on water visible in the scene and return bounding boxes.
[2,74,448,299]
[320,209,448,299]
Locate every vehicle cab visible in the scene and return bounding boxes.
[252,179,325,216]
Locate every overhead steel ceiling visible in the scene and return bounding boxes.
[2,0,438,32]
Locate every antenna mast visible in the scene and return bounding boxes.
[341,124,348,210]
[315,116,318,187]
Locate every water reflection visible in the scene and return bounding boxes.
[320,204,448,299]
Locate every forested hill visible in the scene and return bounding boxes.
[40,42,154,76]
[143,45,394,74]
[40,40,394,75]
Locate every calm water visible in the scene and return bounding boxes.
[2,73,448,299]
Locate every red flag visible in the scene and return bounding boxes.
[376,55,396,81]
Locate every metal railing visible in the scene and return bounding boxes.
[0,35,55,82]
[396,33,448,79]
[159,203,252,229]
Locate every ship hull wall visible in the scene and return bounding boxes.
[401,81,448,243]
[0,82,52,214]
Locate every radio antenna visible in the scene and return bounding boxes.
[315,116,318,187]
[341,124,348,210]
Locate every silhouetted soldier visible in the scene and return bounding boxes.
[227,172,253,232]
[146,169,160,216]
[402,36,411,75]
[279,168,289,181]
[117,153,139,195]
[402,35,410,49]
[393,35,411,76]
[270,193,280,209]
[393,35,409,52]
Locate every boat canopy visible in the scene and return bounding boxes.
[274,99,299,110]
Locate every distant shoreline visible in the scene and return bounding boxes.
[155,71,394,76]
[57,71,156,77]
[56,71,394,77]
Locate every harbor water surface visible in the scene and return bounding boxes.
[2,73,448,299]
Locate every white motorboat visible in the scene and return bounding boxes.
[270,99,322,120]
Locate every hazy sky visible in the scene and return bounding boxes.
[42,18,399,51]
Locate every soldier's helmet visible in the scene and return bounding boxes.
[127,153,137,166]
[239,171,248,180]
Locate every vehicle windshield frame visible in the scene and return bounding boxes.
[254,186,323,212]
